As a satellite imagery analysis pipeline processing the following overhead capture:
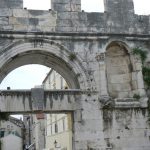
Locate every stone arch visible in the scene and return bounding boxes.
[0,39,88,89]
[106,41,133,98]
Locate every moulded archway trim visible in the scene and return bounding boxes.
[0,39,89,89]
[105,40,132,54]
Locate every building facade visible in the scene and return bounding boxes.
[43,69,72,150]
[0,116,24,150]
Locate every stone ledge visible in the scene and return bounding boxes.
[114,97,148,108]
[100,96,148,109]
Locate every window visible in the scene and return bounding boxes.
[7,125,10,129]
[62,119,65,131]
[55,123,58,133]
[81,0,104,12]
[61,77,63,89]
[0,130,5,138]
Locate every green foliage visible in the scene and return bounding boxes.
[0,140,2,150]
[142,66,150,87]
[68,53,76,61]
[0,113,9,121]
[132,47,147,64]
[133,94,140,100]
[142,66,150,76]
[132,47,150,88]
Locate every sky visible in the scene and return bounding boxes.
[0,0,150,90]
[0,65,50,89]
[23,0,150,15]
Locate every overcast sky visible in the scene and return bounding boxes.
[23,0,150,15]
[0,0,150,90]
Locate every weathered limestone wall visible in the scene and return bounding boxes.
[0,0,23,9]
[0,0,150,150]
[0,89,82,112]
[0,0,149,33]
[102,108,150,150]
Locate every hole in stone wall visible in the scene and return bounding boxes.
[23,0,51,10]
[133,0,150,15]
[81,0,104,12]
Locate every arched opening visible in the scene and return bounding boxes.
[0,64,73,150]
[106,42,133,98]
[0,47,81,89]
[0,40,85,150]
[0,63,73,150]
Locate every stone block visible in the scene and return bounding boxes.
[13,9,28,18]
[82,109,103,120]
[29,18,39,26]
[74,109,82,122]
[1,25,13,30]
[132,72,137,80]
[57,12,71,19]
[38,17,56,27]
[108,66,129,75]
[37,26,56,32]
[52,0,70,4]
[56,26,76,32]
[74,129,104,141]
[52,3,71,12]
[0,0,23,9]
[13,24,28,31]
[57,19,73,27]
[110,74,131,84]
[52,3,80,12]
[9,17,29,25]
[28,10,57,18]
[76,26,88,32]
[72,19,87,27]
[0,9,12,17]
[118,92,129,98]
[135,62,142,71]
[70,4,81,12]
[52,0,81,5]
[140,97,148,108]
[131,80,138,90]
[0,17,9,25]
[136,71,144,89]
[31,88,44,110]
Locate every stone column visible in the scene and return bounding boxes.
[73,94,106,150]
[132,55,146,96]
[96,53,109,96]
